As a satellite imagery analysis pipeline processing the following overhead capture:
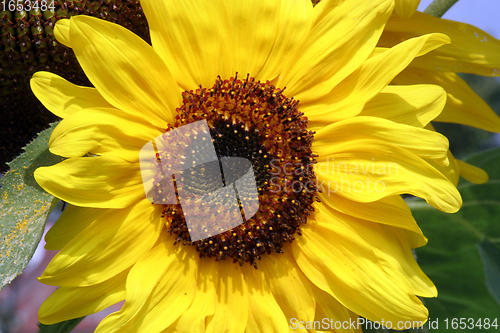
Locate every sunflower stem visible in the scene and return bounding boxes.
[423,0,460,17]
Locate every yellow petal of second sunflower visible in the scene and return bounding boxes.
[394,0,420,19]
[457,159,489,184]
[394,68,500,133]
[359,84,446,128]
[383,12,500,77]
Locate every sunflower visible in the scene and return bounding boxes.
[376,0,500,186]
[31,0,462,332]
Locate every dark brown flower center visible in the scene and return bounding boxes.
[159,74,319,268]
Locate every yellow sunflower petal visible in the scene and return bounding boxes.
[309,283,357,333]
[30,72,113,119]
[176,259,218,333]
[210,0,281,80]
[39,199,163,287]
[394,0,420,19]
[301,292,362,333]
[256,0,313,82]
[54,18,71,47]
[96,234,199,333]
[318,194,427,248]
[359,84,446,128]
[68,15,180,126]
[313,138,462,213]
[383,12,500,76]
[122,249,198,332]
[240,264,289,333]
[280,0,394,101]
[302,33,450,125]
[427,149,460,186]
[39,269,128,325]
[457,159,489,184]
[293,219,431,324]
[394,69,500,132]
[434,73,500,132]
[44,205,105,251]
[206,262,248,333]
[260,250,316,326]
[314,116,450,166]
[140,0,224,89]
[49,108,162,162]
[423,123,461,186]
[313,204,437,297]
[34,156,143,209]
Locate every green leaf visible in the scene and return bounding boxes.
[408,147,500,330]
[38,317,85,333]
[478,238,500,306]
[0,122,63,290]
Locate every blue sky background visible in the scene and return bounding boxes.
[417,0,500,39]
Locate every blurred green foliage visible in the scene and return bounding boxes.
[409,147,500,332]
